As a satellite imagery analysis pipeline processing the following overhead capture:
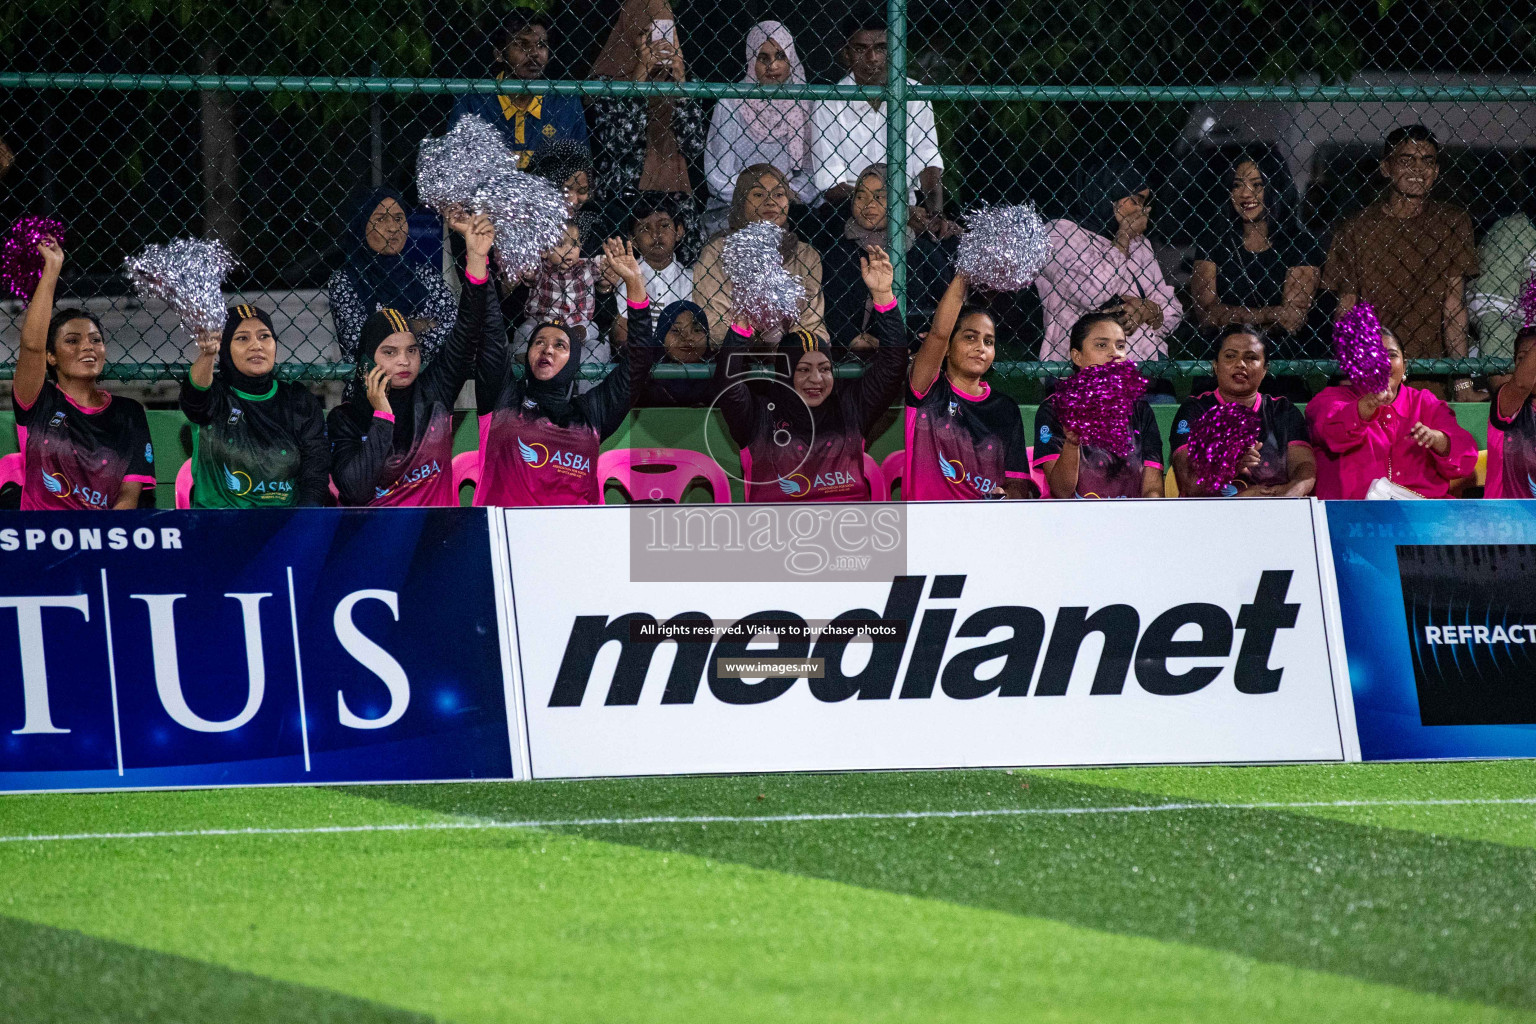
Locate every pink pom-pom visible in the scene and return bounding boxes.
[1051,360,1148,457]
[1,217,66,300]
[1518,275,1536,330]
[1186,402,1262,494]
[1334,302,1390,393]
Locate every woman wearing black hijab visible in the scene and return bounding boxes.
[476,237,648,506]
[327,188,457,360]
[328,214,494,507]
[712,245,906,502]
[180,305,330,508]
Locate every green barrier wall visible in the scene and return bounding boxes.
[0,403,1494,505]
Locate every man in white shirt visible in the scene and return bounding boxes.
[613,195,694,345]
[811,15,958,239]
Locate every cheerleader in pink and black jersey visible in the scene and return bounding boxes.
[12,236,154,510]
[706,246,906,502]
[1169,325,1316,497]
[475,237,647,506]
[1033,313,1163,499]
[1487,326,1536,498]
[904,273,1035,500]
[327,212,493,507]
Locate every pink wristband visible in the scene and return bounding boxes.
[626,297,650,310]
[730,324,754,338]
[373,410,396,423]
[464,270,488,285]
[873,298,899,313]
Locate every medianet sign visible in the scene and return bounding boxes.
[504,502,1347,778]
[548,571,1301,708]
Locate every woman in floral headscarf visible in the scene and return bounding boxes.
[702,21,816,240]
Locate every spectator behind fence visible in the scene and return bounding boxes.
[327,189,457,363]
[1035,156,1182,362]
[518,218,606,360]
[328,214,493,508]
[588,0,706,265]
[822,163,950,355]
[14,236,154,510]
[180,305,330,509]
[905,272,1035,500]
[1168,326,1316,498]
[1322,125,1480,400]
[635,300,715,407]
[476,238,648,506]
[703,21,817,241]
[811,12,955,246]
[1189,155,1321,350]
[1034,313,1164,499]
[712,246,907,502]
[692,163,825,347]
[1486,326,1536,499]
[1306,326,1477,499]
[528,141,594,214]
[1470,165,1536,367]
[450,9,588,169]
[612,193,692,345]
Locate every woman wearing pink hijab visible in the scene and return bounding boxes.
[703,21,816,239]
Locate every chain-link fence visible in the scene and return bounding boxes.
[2,0,1533,400]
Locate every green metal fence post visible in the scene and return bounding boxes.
[885,0,909,316]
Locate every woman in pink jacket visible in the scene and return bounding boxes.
[1306,327,1477,499]
[1034,156,1182,361]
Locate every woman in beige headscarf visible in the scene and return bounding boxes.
[588,0,706,263]
[692,162,825,348]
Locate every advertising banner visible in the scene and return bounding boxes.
[0,508,523,793]
[504,500,1346,778]
[1325,500,1536,760]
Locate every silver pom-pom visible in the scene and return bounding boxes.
[956,204,1052,292]
[417,114,569,282]
[124,238,235,336]
[722,221,806,333]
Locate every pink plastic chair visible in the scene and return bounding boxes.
[1025,445,1050,498]
[880,449,905,500]
[0,452,23,491]
[863,451,888,501]
[174,460,193,509]
[454,450,482,505]
[598,448,731,504]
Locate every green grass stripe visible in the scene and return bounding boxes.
[1042,762,1536,848]
[1,825,1530,1024]
[0,784,461,839]
[0,914,435,1024]
[358,770,1536,1010]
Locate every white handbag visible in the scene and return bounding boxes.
[1365,477,1425,500]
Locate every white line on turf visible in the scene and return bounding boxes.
[4,796,1536,845]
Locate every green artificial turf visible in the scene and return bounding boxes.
[2,761,1535,1023]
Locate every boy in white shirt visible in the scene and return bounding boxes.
[613,194,693,345]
